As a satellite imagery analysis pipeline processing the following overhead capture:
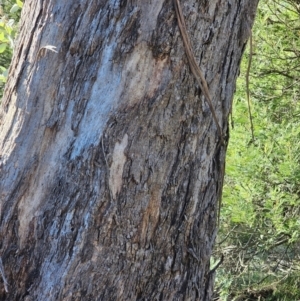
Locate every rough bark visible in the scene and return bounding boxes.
[0,0,258,300]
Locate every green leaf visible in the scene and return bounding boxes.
[16,0,24,8]
[10,4,20,14]
[0,43,7,53]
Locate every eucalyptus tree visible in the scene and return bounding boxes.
[0,0,258,300]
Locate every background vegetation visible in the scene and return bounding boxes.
[1,0,299,300]
[0,0,22,97]
[215,0,300,300]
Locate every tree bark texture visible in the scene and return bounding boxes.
[0,0,258,300]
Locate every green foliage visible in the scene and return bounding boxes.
[216,0,300,300]
[0,0,22,97]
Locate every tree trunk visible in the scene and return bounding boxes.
[0,0,258,300]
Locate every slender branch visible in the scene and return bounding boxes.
[174,0,223,144]
[209,254,224,275]
[246,31,255,142]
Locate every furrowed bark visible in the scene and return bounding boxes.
[0,0,258,300]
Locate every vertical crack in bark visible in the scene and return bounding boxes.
[0,257,8,293]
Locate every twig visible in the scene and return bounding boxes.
[209,254,224,275]
[174,0,223,144]
[246,31,255,142]
[216,225,238,245]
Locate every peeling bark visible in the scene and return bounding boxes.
[0,0,258,300]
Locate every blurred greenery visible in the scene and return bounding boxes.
[0,0,22,98]
[215,0,300,300]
